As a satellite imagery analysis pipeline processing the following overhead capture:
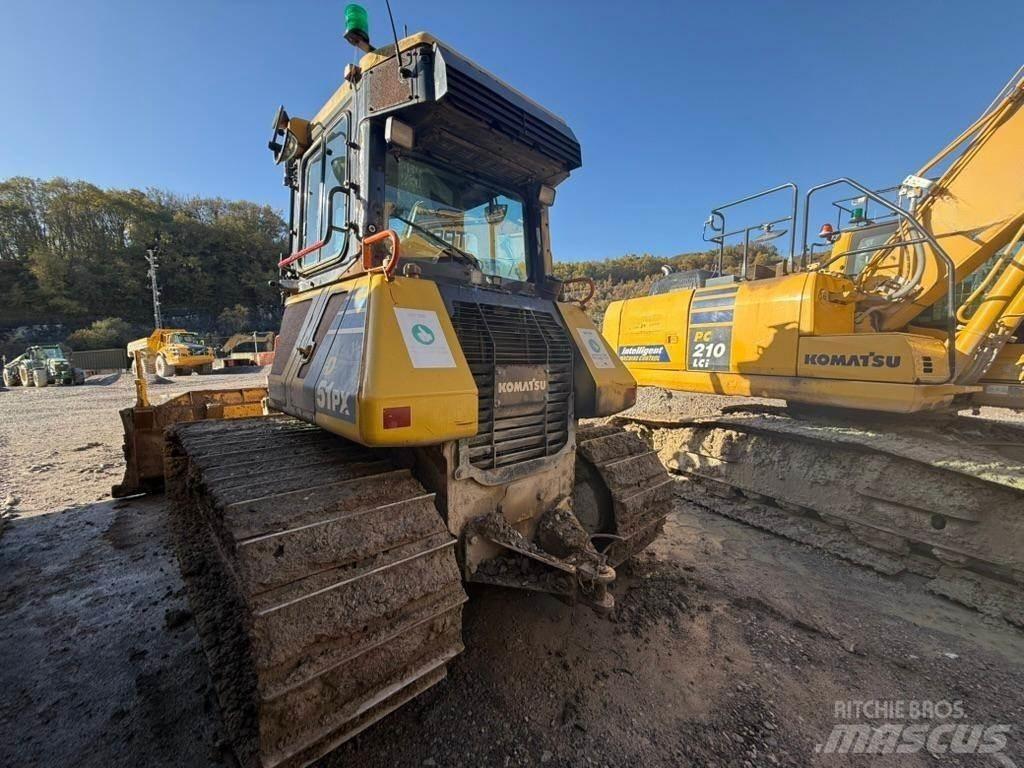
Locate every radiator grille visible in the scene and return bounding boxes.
[451,301,573,470]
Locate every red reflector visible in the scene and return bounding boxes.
[383,406,411,429]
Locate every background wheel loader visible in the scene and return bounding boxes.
[133,12,672,768]
[604,67,1024,627]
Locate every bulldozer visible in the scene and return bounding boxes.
[156,11,672,768]
[603,67,1024,625]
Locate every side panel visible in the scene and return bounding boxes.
[267,295,316,414]
[606,291,689,371]
[797,333,949,384]
[314,275,479,446]
[730,277,804,375]
[608,272,859,381]
[557,301,636,417]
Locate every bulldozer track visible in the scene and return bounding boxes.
[618,411,1024,627]
[576,425,674,565]
[166,415,467,768]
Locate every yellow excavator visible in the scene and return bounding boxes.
[604,67,1024,626]
[154,10,671,768]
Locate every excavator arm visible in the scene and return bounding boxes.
[856,69,1024,360]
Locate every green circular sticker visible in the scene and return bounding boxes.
[587,338,602,353]
[411,323,435,345]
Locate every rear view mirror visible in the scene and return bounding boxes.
[485,203,507,224]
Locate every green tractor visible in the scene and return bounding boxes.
[2,345,85,388]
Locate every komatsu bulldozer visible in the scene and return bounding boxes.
[604,68,1024,625]
[162,13,671,768]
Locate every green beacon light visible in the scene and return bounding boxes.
[344,4,373,52]
[849,197,867,225]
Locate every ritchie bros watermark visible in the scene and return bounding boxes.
[816,699,1015,764]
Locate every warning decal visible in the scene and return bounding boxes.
[577,327,615,369]
[394,308,456,369]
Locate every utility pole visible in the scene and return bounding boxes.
[144,246,163,329]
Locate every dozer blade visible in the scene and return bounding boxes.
[111,386,267,497]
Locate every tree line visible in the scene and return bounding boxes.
[0,177,287,340]
[554,243,778,326]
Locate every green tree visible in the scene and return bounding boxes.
[0,177,287,327]
[65,317,138,350]
[218,304,252,334]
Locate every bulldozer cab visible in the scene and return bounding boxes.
[273,33,574,292]
[259,30,643,453]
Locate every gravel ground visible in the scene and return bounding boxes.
[1,378,1022,767]
[0,369,269,519]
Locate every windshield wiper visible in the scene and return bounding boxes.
[393,215,481,269]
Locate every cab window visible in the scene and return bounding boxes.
[299,113,349,270]
[301,149,322,251]
[845,223,897,276]
[385,154,529,282]
[321,120,349,262]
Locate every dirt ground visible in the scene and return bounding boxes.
[1,377,1022,767]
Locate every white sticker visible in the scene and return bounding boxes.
[394,308,456,368]
[577,327,615,369]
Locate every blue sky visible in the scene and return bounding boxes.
[1,0,1020,262]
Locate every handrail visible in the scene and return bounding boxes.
[559,276,596,308]
[361,229,401,279]
[801,177,958,384]
[811,236,931,274]
[702,182,798,273]
[278,237,325,269]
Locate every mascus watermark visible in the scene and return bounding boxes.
[816,700,1014,763]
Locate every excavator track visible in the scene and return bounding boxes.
[165,415,467,768]
[620,409,1024,627]
[576,425,674,565]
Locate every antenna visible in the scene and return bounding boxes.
[384,0,410,78]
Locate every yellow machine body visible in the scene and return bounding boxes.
[603,271,973,413]
[149,27,676,768]
[126,328,215,371]
[270,273,479,447]
[607,69,1024,415]
[269,273,635,447]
